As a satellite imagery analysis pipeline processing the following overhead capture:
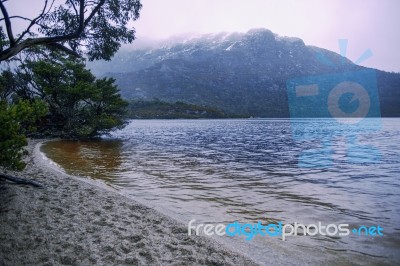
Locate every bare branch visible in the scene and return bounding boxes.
[84,0,106,27]
[0,1,16,45]
[46,43,81,58]
[0,35,76,61]
[15,0,56,44]
[45,0,56,17]
[78,0,85,31]
[0,16,33,22]
[0,0,85,61]
[68,0,79,17]
[0,173,44,188]
[0,0,140,62]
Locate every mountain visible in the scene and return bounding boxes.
[88,29,400,117]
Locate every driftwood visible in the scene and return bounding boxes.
[0,173,44,188]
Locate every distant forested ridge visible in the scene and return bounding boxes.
[126,99,241,119]
[89,29,400,117]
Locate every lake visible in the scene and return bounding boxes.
[41,118,400,264]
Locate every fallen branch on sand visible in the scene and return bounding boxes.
[0,173,44,188]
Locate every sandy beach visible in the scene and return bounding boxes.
[0,140,257,266]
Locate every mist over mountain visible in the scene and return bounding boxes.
[88,29,400,117]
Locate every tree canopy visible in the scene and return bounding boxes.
[0,51,128,170]
[0,0,142,62]
[14,52,128,138]
[0,1,138,172]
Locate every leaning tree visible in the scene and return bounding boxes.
[0,0,142,62]
[0,0,141,184]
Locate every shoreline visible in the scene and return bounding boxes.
[0,139,257,265]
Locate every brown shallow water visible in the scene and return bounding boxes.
[41,140,125,182]
[41,119,400,265]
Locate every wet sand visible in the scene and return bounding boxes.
[0,140,257,266]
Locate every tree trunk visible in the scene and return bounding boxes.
[0,173,44,188]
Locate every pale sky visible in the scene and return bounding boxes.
[132,0,400,72]
[2,0,400,72]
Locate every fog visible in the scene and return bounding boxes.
[2,0,399,72]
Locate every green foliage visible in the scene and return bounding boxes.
[0,51,127,170]
[0,70,15,100]
[1,0,140,170]
[0,27,7,51]
[20,54,128,138]
[0,100,47,171]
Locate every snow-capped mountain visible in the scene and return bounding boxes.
[88,28,400,117]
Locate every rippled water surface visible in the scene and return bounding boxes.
[41,119,400,264]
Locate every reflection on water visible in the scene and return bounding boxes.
[41,119,400,264]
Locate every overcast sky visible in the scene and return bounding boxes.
[3,0,400,72]
[132,0,400,72]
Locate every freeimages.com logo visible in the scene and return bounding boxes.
[286,40,382,168]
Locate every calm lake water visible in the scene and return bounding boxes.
[41,119,400,265]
